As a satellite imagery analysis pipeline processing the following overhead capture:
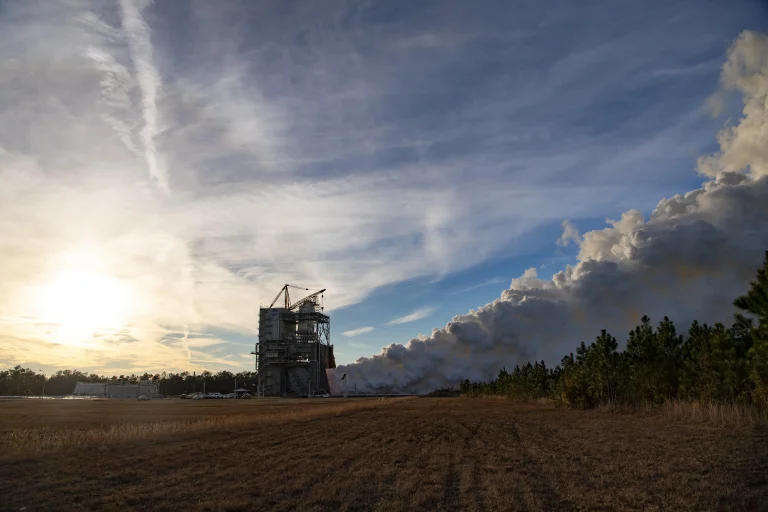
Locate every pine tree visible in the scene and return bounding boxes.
[593,330,619,403]
[734,251,768,407]
[625,316,659,404]
[655,316,683,400]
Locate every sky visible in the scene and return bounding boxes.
[0,0,767,378]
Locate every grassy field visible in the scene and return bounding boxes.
[0,397,369,432]
[0,397,766,511]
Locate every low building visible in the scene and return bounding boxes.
[72,381,159,398]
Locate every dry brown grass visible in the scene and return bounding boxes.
[0,398,403,453]
[587,399,768,428]
[1,397,766,511]
[0,396,379,432]
[660,400,768,427]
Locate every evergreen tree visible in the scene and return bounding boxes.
[734,251,768,407]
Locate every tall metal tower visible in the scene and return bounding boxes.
[253,285,335,397]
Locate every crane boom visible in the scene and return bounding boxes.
[288,288,326,311]
[268,284,322,310]
[268,285,287,308]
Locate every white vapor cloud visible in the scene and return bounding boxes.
[698,31,768,178]
[331,30,768,394]
[388,308,436,325]
[118,0,168,189]
[341,326,375,337]
[557,220,581,247]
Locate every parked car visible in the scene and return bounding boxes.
[192,394,204,400]
[137,395,150,401]
[238,393,251,399]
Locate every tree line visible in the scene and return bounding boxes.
[460,251,768,409]
[0,368,258,397]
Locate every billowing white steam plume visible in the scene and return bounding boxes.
[329,31,768,394]
[119,0,168,190]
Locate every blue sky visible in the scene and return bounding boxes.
[303,0,768,363]
[0,0,766,374]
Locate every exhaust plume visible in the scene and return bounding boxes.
[329,30,768,394]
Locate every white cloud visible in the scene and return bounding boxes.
[176,337,227,348]
[698,31,768,178]
[341,326,375,337]
[331,30,768,393]
[118,0,168,189]
[556,220,581,247]
[388,308,436,325]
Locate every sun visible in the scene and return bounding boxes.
[33,270,135,332]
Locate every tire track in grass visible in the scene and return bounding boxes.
[400,399,458,511]
[370,400,454,510]
[507,419,564,511]
[438,408,463,511]
[439,460,462,511]
[305,400,442,510]
[452,413,489,511]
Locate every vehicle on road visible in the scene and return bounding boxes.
[137,395,150,401]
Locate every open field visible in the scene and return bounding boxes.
[1,398,767,511]
[0,397,361,432]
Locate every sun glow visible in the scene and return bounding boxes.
[32,270,135,334]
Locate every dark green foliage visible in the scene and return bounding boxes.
[621,316,683,405]
[734,250,768,407]
[461,252,768,410]
[0,366,45,396]
[460,360,552,401]
[426,387,461,397]
[679,322,752,404]
[0,368,258,397]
